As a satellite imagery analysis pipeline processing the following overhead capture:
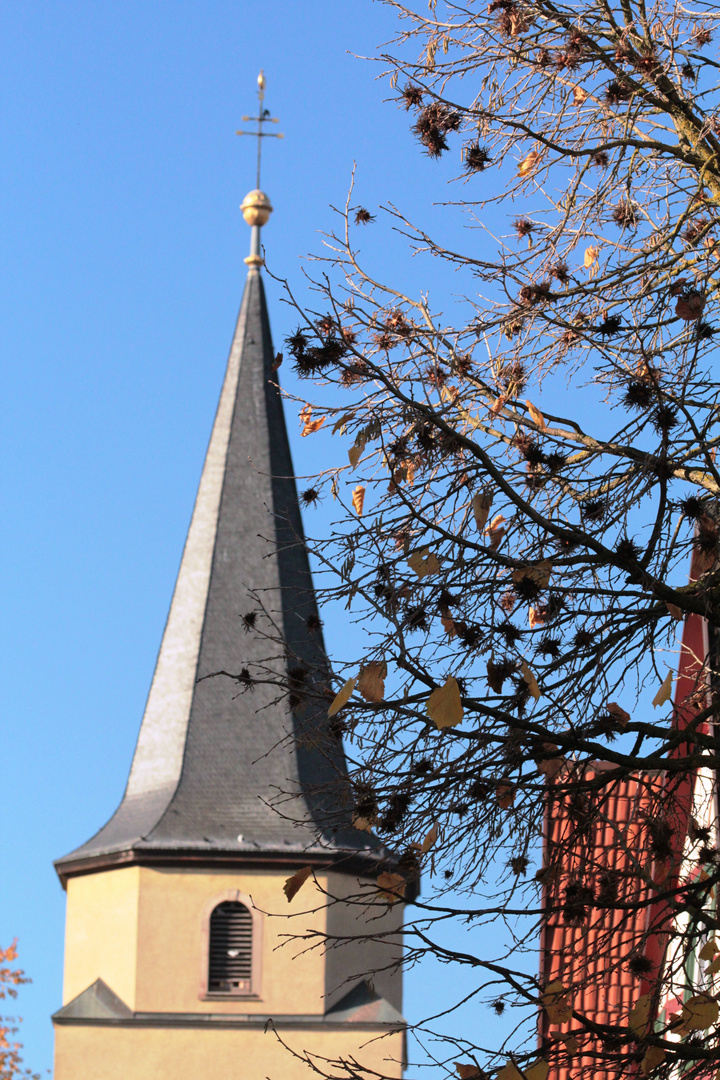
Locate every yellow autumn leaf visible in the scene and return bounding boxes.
[440,610,457,638]
[628,992,652,1035]
[352,484,365,516]
[528,606,547,629]
[652,670,673,707]
[328,677,356,717]
[518,150,541,177]
[706,954,720,976]
[485,514,506,551]
[520,660,541,701]
[454,1065,483,1079]
[542,980,572,1024]
[584,245,599,269]
[679,992,719,1031]
[427,676,463,729]
[700,940,719,961]
[666,602,684,621]
[284,865,313,902]
[572,85,588,105]
[357,661,387,703]
[526,400,546,431]
[422,823,439,853]
[352,812,375,833]
[472,490,494,532]
[408,547,441,577]
[376,871,406,903]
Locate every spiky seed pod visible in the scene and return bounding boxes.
[697,513,719,553]
[545,452,566,475]
[285,328,310,359]
[574,628,594,649]
[404,606,428,632]
[652,405,678,432]
[400,83,424,110]
[354,207,375,225]
[525,471,547,492]
[410,758,433,776]
[535,48,551,68]
[683,217,709,245]
[241,611,258,631]
[513,217,535,239]
[605,79,633,104]
[492,999,506,1015]
[510,855,529,875]
[497,360,527,393]
[697,321,716,340]
[487,657,517,692]
[341,359,372,386]
[693,27,713,45]
[468,779,490,800]
[582,498,607,522]
[237,667,254,688]
[374,331,396,351]
[520,439,545,465]
[612,200,639,230]
[551,260,570,284]
[498,621,522,645]
[499,589,516,613]
[616,536,641,562]
[301,488,321,507]
[591,151,610,168]
[465,143,493,172]
[599,314,623,336]
[623,380,654,409]
[680,496,705,520]
[305,612,322,633]
[681,62,696,80]
[537,637,561,658]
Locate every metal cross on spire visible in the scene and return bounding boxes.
[236,70,283,190]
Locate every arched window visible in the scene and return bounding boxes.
[208,901,253,994]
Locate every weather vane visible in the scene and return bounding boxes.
[236,70,283,190]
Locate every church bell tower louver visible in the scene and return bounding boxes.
[52,74,405,1080]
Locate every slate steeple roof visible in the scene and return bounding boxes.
[56,246,375,884]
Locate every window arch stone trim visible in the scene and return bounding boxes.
[199,889,262,1000]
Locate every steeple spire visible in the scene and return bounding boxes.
[55,79,376,884]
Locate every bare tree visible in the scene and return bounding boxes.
[237,2,720,1077]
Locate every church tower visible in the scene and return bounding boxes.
[52,76,405,1080]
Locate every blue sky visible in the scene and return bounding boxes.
[1,2,501,1073]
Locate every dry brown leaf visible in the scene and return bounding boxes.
[542,980,573,1024]
[357,661,387,703]
[348,434,367,468]
[629,993,652,1035]
[299,405,326,437]
[440,609,457,638]
[584,245,599,269]
[528,606,548,629]
[676,291,705,321]
[332,410,355,434]
[352,812,376,833]
[472,491,494,532]
[408,547,441,577]
[489,394,509,415]
[518,150,540,176]
[563,1036,579,1057]
[520,659,541,701]
[679,993,719,1031]
[700,939,719,961]
[607,702,631,727]
[706,955,720,976]
[640,1046,666,1076]
[652,670,673,707]
[284,865,313,902]
[536,746,564,782]
[328,677,356,717]
[497,1059,549,1080]
[377,871,406,903]
[485,514,507,551]
[352,484,365,516]
[666,602,684,621]
[512,560,552,588]
[421,823,439,853]
[427,676,464,729]
[496,781,515,809]
[526,400,547,431]
[572,85,588,105]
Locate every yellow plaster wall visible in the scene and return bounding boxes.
[62,867,140,1008]
[53,1023,405,1080]
[133,866,328,1014]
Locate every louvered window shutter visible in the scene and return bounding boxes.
[208,901,253,993]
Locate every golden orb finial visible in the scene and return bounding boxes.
[240,189,273,228]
